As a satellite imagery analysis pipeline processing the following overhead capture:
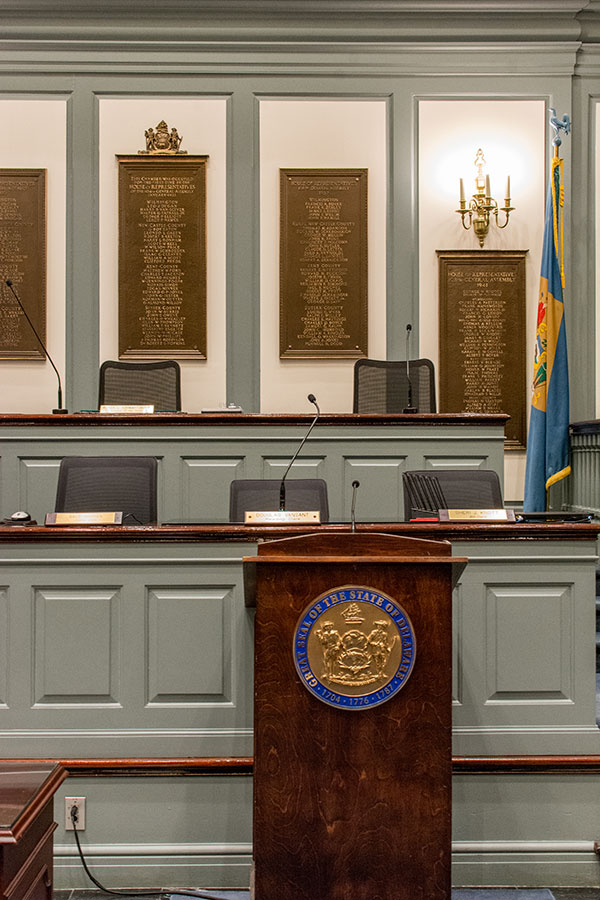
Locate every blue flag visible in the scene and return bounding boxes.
[523,155,570,511]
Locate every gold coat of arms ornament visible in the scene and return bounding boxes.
[293,585,416,709]
[140,120,186,155]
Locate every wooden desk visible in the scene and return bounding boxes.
[0,763,66,900]
[0,519,597,759]
[0,412,508,526]
[0,522,597,890]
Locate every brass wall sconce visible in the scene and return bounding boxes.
[456,148,514,247]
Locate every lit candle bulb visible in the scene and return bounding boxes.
[459,178,465,207]
[505,175,511,205]
[485,174,491,198]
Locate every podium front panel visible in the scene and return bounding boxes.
[252,552,455,900]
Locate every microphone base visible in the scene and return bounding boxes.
[403,406,418,414]
[52,408,69,415]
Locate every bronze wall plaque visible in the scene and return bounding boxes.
[0,169,46,359]
[117,155,208,358]
[280,168,368,358]
[438,250,527,450]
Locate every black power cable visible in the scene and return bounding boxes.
[69,805,239,900]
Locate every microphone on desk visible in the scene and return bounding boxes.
[403,323,417,414]
[350,480,360,532]
[279,393,320,511]
[5,279,68,414]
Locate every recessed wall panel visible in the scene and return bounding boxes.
[19,458,61,518]
[418,99,545,503]
[0,97,67,414]
[453,582,464,706]
[181,458,245,521]
[343,457,405,521]
[99,97,227,412]
[0,588,7,707]
[262,457,324,479]
[34,587,120,705]
[485,585,571,701]
[146,586,232,704]
[260,98,387,413]
[421,457,487,471]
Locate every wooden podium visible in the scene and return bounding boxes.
[244,532,466,900]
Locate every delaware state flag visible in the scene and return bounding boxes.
[523,155,570,511]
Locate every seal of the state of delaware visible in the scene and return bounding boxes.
[293,585,416,709]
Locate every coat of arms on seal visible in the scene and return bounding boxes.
[293,585,416,710]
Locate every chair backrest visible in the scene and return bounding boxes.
[55,456,158,524]
[402,468,503,520]
[353,358,436,414]
[229,478,329,523]
[99,360,181,411]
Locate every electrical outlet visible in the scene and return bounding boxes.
[65,796,86,831]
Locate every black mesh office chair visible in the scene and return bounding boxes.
[229,479,329,523]
[55,456,158,524]
[402,468,503,520]
[353,358,436,414]
[98,360,181,411]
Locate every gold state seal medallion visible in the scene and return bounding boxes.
[293,585,416,709]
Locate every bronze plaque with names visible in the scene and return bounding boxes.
[117,155,208,359]
[0,169,46,359]
[438,250,527,450]
[280,168,368,358]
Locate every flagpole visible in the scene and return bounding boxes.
[523,107,571,512]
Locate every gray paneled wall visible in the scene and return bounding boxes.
[1,540,253,757]
[0,528,597,887]
[0,17,588,418]
[0,417,506,524]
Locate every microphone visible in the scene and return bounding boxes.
[5,279,68,414]
[403,323,417,414]
[279,393,320,511]
[350,480,360,532]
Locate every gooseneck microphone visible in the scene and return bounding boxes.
[5,279,67,414]
[403,323,417,414]
[279,393,320,511]
[350,479,360,532]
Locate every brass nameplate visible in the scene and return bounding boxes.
[244,510,321,524]
[117,155,208,359]
[0,169,46,359]
[438,250,527,450]
[279,168,368,358]
[100,404,154,414]
[45,512,124,526]
[439,508,516,522]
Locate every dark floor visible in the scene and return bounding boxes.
[54,889,600,899]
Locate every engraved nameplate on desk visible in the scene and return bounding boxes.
[45,512,124,526]
[244,510,321,524]
[438,508,516,522]
[100,404,154,414]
